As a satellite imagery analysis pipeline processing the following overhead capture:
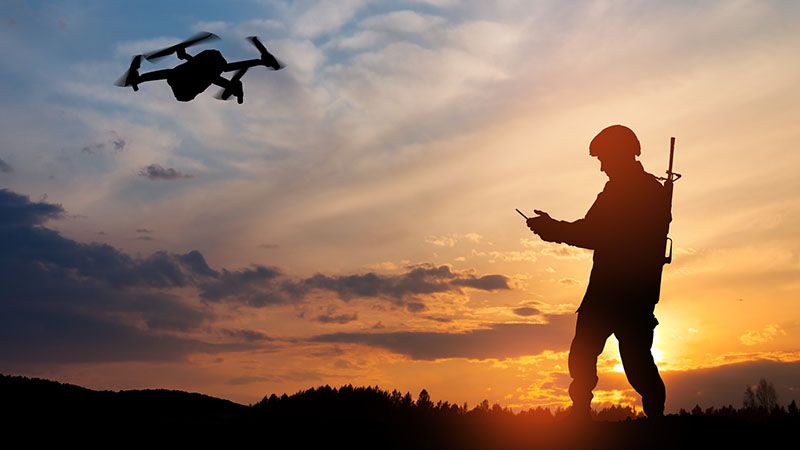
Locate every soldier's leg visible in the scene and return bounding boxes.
[616,313,666,417]
[568,312,613,416]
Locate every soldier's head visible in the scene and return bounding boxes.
[589,124,640,179]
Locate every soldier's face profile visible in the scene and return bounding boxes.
[598,155,612,177]
[596,153,629,179]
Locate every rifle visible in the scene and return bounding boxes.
[658,137,681,264]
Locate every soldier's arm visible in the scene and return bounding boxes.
[532,189,606,249]
[544,218,596,249]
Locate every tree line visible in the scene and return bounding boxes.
[2,372,798,448]
[251,378,799,422]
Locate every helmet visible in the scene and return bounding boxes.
[589,124,640,157]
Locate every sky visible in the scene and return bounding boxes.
[1,0,799,413]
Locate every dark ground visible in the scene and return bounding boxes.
[1,373,795,449]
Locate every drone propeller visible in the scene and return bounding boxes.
[215,68,248,104]
[144,31,220,62]
[247,36,285,70]
[115,55,142,91]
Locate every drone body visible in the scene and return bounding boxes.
[167,49,227,101]
[117,32,284,104]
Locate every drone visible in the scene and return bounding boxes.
[116,32,284,104]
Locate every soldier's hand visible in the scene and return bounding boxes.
[527,210,561,242]
[527,210,552,233]
[533,209,551,219]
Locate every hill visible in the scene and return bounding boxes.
[1,373,797,449]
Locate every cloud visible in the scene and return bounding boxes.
[191,21,229,33]
[322,30,385,51]
[0,308,240,364]
[359,10,447,35]
[316,312,358,324]
[408,0,456,7]
[425,315,453,323]
[0,157,12,173]
[111,137,126,151]
[541,245,591,260]
[138,164,193,180]
[0,189,251,364]
[296,263,510,305]
[226,370,323,385]
[0,189,516,365]
[558,278,580,286]
[470,249,538,263]
[405,302,427,313]
[293,0,366,38]
[425,232,483,247]
[513,306,540,317]
[204,262,512,309]
[309,313,574,360]
[79,132,126,155]
[196,264,288,307]
[425,235,459,247]
[0,188,64,227]
[740,324,787,346]
[219,328,274,343]
[81,143,104,154]
[520,239,591,260]
[451,274,509,290]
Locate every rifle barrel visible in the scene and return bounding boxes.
[668,137,676,177]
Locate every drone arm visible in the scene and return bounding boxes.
[137,69,171,83]
[224,59,263,72]
[212,76,233,89]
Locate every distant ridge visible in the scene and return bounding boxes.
[1,373,250,426]
[1,373,797,449]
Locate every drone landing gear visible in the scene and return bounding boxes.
[214,69,246,104]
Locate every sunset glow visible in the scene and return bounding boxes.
[1,0,799,414]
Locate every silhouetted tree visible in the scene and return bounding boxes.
[718,405,736,417]
[744,378,779,411]
[744,385,757,410]
[527,406,553,420]
[595,404,637,421]
[477,399,490,412]
[402,391,413,408]
[417,389,432,409]
[5,373,800,450]
[788,400,798,416]
[755,378,778,411]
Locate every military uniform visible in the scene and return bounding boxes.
[535,160,668,417]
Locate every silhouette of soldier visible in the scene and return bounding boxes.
[527,125,667,419]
